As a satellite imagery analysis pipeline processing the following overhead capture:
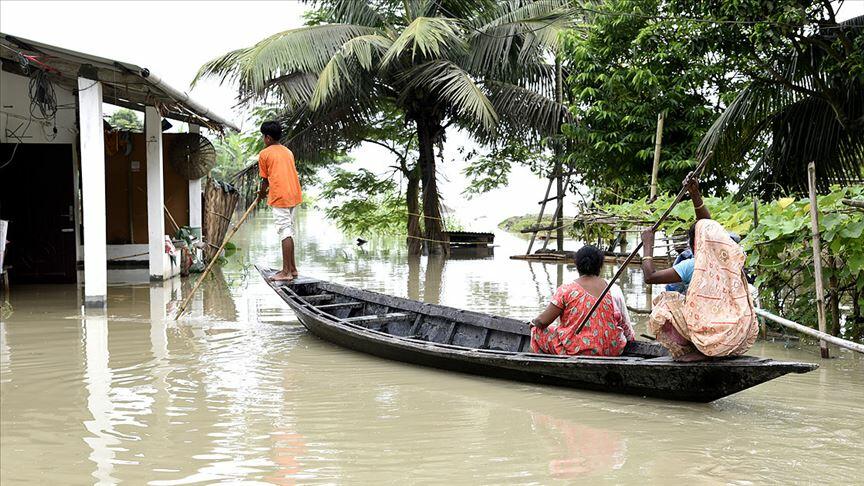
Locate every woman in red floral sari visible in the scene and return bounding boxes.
[530,245,635,356]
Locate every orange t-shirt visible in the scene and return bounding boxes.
[258,144,302,208]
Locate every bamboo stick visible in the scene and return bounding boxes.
[164,205,181,233]
[807,162,830,358]
[842,198,864,210]
[649,111,664,200]
[554,56,564,252]
[755,308,864,354]
[174,196,260,320]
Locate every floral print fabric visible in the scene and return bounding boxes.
[648,219,758,358]
[531,282,628,356]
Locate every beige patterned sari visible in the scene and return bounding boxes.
[648,219,758,358]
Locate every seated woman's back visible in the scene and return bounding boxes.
[529,246,635,357]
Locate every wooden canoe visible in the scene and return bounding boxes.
[257,267,817,402]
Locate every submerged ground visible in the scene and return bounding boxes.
[1,208,862,484]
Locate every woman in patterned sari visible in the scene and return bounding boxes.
[640,173,758,361]
[529,245,635,356]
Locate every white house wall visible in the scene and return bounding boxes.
[0,69,77,144]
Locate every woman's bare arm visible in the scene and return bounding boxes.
[532,303,563,329]
[641,229,683,284]
[684,173,711,220]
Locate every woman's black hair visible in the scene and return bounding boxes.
[575,245,604,276]
[260,120,282,140]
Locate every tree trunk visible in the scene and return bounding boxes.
[416,116,449,256]
[406,165,422,256]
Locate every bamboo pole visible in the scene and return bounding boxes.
[164,205,181,233]
[573,151,712,335]
[649,111,665,200]
[842,198,864,210]
[807,162,830,358]
[554,57,564,252]
[755,308,864,354]
[174,196,261,320]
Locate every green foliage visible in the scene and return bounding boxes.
[591,186,864,339]
[560,0,748,202]
[211,132,262,181]
[742,186,864,340]
[687,2,864,198]
[320,168,406,235]
[107,108,143,131]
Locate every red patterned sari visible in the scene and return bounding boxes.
[530,282,628,356]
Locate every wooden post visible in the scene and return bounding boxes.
[807,162,830,358]
[554,57,564,252]
[649,112,664,200]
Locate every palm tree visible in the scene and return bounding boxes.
[195,0,573,254]
[698,13,864,199]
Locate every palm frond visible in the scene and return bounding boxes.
[485,81,573,140]
[741,90,863,198]
[381,16,466,67]
[311,35,394,109]
[461,0,573,84]
[261,72,319,111]
[698,14,864,198]
[324,0,388,27]
[195,24,378,98]
[467,80,569,142]
[402,60,498,130]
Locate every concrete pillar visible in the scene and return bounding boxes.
[188,124,203,229]
[77,77,107,307]
[145,106,166,280]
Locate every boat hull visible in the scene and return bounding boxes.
[259,268,817,402]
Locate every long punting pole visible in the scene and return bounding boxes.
[755,308,864,354]
[174,195,261,320]
[573,152,713,335]
[807,162,830,358]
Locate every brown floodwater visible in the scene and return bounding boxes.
[2,208,862,484]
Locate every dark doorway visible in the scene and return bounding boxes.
[0,143,77,283]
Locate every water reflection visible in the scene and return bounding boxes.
[203,267,238,321]
[82,310,117,485]
[423,255,445,304]
[531,413,626,479]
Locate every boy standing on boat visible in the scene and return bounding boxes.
[258,121,303,282]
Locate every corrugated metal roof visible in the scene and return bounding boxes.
[0,33,240,132]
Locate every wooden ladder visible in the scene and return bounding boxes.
[523,171,574,255]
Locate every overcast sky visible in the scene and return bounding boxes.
[2,1,861,230]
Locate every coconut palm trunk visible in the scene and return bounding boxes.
[405,165,422,256]
[416,116,449,255]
